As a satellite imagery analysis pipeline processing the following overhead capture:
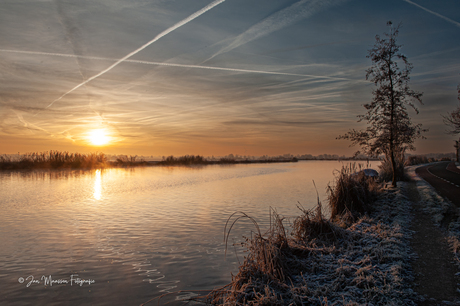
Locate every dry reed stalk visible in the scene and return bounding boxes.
[328,165,380,220]
[202,168,419,306]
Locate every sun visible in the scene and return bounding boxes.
[88,129,110,146]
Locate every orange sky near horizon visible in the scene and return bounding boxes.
[1,0,459,157]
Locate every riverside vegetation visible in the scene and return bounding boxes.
[0,151,298,170]
[0,151,109,170]
[200,162,418,305]
[184,161,460,306]
[142,161,431,305]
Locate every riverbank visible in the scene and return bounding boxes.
[203,184,417,305]
[0,151,299,170]
[192,165,460,305]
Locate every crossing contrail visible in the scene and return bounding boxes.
[127,58,353,81]
[0,49,356,81]
[46,0,226,108]
[403,0,460,28]
[203,0,348,63]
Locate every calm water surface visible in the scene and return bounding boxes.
[0,160,378,305]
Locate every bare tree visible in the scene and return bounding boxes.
[338,22,426,187]
[442,85,460,135]
[443,85,460,162]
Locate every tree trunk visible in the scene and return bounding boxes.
[390,150,397,187]
[387,51,397,188]
[456,140,459,163]
[389,135,397,187]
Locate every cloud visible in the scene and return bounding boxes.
[0,49,355,81]
[46,0,226,108]
[204,0,349,62]
[55,0,88,79]
[224,119,341,126]
[12,110,52,134]
[261,40,359,55]
[402,0,460,28]
[412,47,460,60]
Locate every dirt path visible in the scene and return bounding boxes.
[405,181,459,305]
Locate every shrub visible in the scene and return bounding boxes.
[378,152,408,182]
[202,210,292,305]
[292,202,342,243]
[159,155,206,165]
[328,164,380,220]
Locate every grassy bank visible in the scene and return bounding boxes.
[199,166,417,305]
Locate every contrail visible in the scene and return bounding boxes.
[204,0,349,63]
[0,49,356,81]
[46,0,226,108]
[403,0,460,28]
[12,110,51,134]
[127,59,351,80]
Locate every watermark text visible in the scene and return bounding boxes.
[18,274,95,287]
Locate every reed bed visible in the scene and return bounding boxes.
[0,151,108,170]
[1,152,300,171]
[328,164,380,221]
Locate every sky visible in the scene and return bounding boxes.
[1,0,459,157]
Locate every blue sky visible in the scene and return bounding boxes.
[1,0,459,156]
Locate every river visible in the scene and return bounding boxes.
[0,160,379,305]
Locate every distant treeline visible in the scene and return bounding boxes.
[157,155,298,166]
[405,155,451,166]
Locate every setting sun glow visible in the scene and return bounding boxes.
[89,129,110,146]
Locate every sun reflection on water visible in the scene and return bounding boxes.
[94,169,102,200]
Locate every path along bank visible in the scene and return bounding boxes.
[201,164,460,305]
[406,164,460,305]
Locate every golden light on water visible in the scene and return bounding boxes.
[88,129,110,146]
[93,169,102,200]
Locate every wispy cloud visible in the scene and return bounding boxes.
[46,0,226,108]
[412,47,460,60]
[204,0,349,62]
[12,110,52,135]
[0,49,355,81]
[224,119,341,126]
[2,0,458,155]
[402,0,460,28]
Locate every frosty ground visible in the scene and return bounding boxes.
[202,165,460,305]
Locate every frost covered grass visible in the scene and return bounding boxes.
[204,174,416,305]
